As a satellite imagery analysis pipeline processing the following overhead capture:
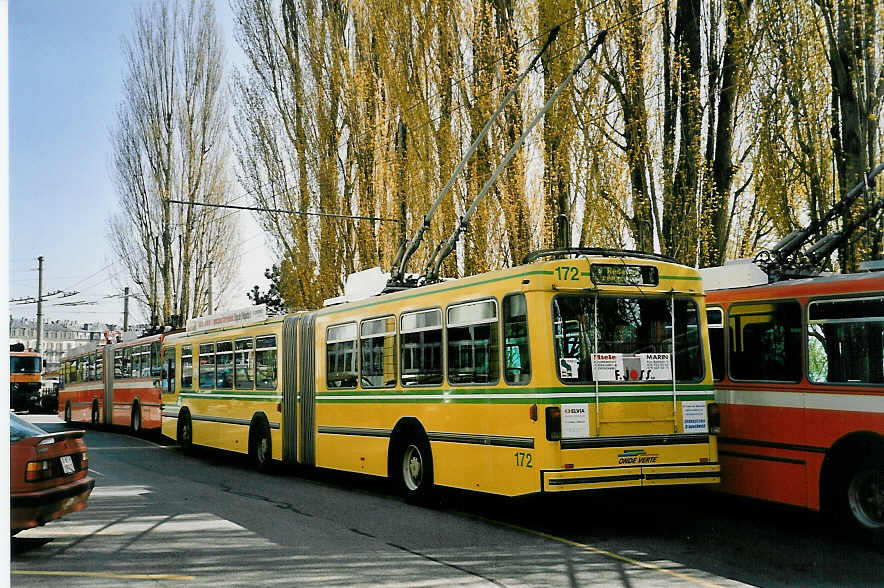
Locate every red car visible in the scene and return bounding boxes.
[10,413,95,535]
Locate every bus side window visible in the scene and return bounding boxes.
[151,342,162,378]
[400,309,443,386]
[199,343,216,389]
[121,347,131,379]
[503,293,531,385]
[807,296,884,384]
[141,344,152,378]
[234,338,255,390]
[707,307,725,381]
[255,336,278,389]
[162,347,176,395]
[216,341,234,389]
[729,301,802,382]
[360,317,396,388]
[447,299,499,385]
[326,325,357,389]
[181,345,193,389]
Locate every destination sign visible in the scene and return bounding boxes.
[589,264,659,287]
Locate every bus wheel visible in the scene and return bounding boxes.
[91,401,99,426]
[844,458,884,535]
[64,402,72,424]
[131,403,142,435]
[397,435,435,505]
[177,410,193,454]
[249,416,273,473]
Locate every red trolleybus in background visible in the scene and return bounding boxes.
[10,347,42,412]
[59,333,167,434]
[703,265,883,535]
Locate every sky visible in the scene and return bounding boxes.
[8,0,271,328]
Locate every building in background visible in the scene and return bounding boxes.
[8,317,118,372]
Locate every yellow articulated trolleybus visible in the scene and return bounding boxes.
[161,249,720,500]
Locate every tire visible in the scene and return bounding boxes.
[91,401,99,426]
[131,403,142,435]
[177,410,193,454]
[396,434,435,505]
[843,458,884,535]
[249,416,273,473]
[64,402,72,424]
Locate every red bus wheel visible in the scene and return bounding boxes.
[845,459,884,534]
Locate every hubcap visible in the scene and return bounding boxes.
[402,445,423,491]
[848,467,884,529]
[258,434,269,463]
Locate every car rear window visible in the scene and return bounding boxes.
[10,413,47,442]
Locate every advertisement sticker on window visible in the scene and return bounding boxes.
[559,357,579,379]
[682,400,708,433]
[561,403,590,438]
[591,353,672,381]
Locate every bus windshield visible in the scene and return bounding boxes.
[553,295,703,383]
[10,356,41,374]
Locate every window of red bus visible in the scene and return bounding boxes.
[727,300,802,382]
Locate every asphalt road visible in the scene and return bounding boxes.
[10,415,883,587]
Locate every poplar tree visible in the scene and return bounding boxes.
[109,0,235,325]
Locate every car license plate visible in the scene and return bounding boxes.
[60,455,75,475]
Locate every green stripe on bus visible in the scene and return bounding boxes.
[317,383,711,396]
[314,394,714,404]
[179,391,281,401]
[658,274,703,281]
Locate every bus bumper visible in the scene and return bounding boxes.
[541,462,720,492]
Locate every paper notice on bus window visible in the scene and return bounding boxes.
[559,357,579,379]
[592,353,672,382]
[561,404,590,438]
[681,400,708,433]
[590,353,621,380]
[639,353,672,380]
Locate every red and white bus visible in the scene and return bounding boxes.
[59,333,168,433]
[704,269,883,534]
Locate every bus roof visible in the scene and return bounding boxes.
[706,270,884,304]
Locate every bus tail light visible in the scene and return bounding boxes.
[707,402,721,435]
[529,404,538,422]
[546,406,561,441]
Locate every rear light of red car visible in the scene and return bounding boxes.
[25,452,88,482]
[26,460,52,482]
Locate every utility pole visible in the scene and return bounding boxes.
[153,236,160,327]
[36,256,44,355]
[208,261,214,315]
[123,287,130,332]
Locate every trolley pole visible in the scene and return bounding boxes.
[123,287,129,332]
[36,256,44,355]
